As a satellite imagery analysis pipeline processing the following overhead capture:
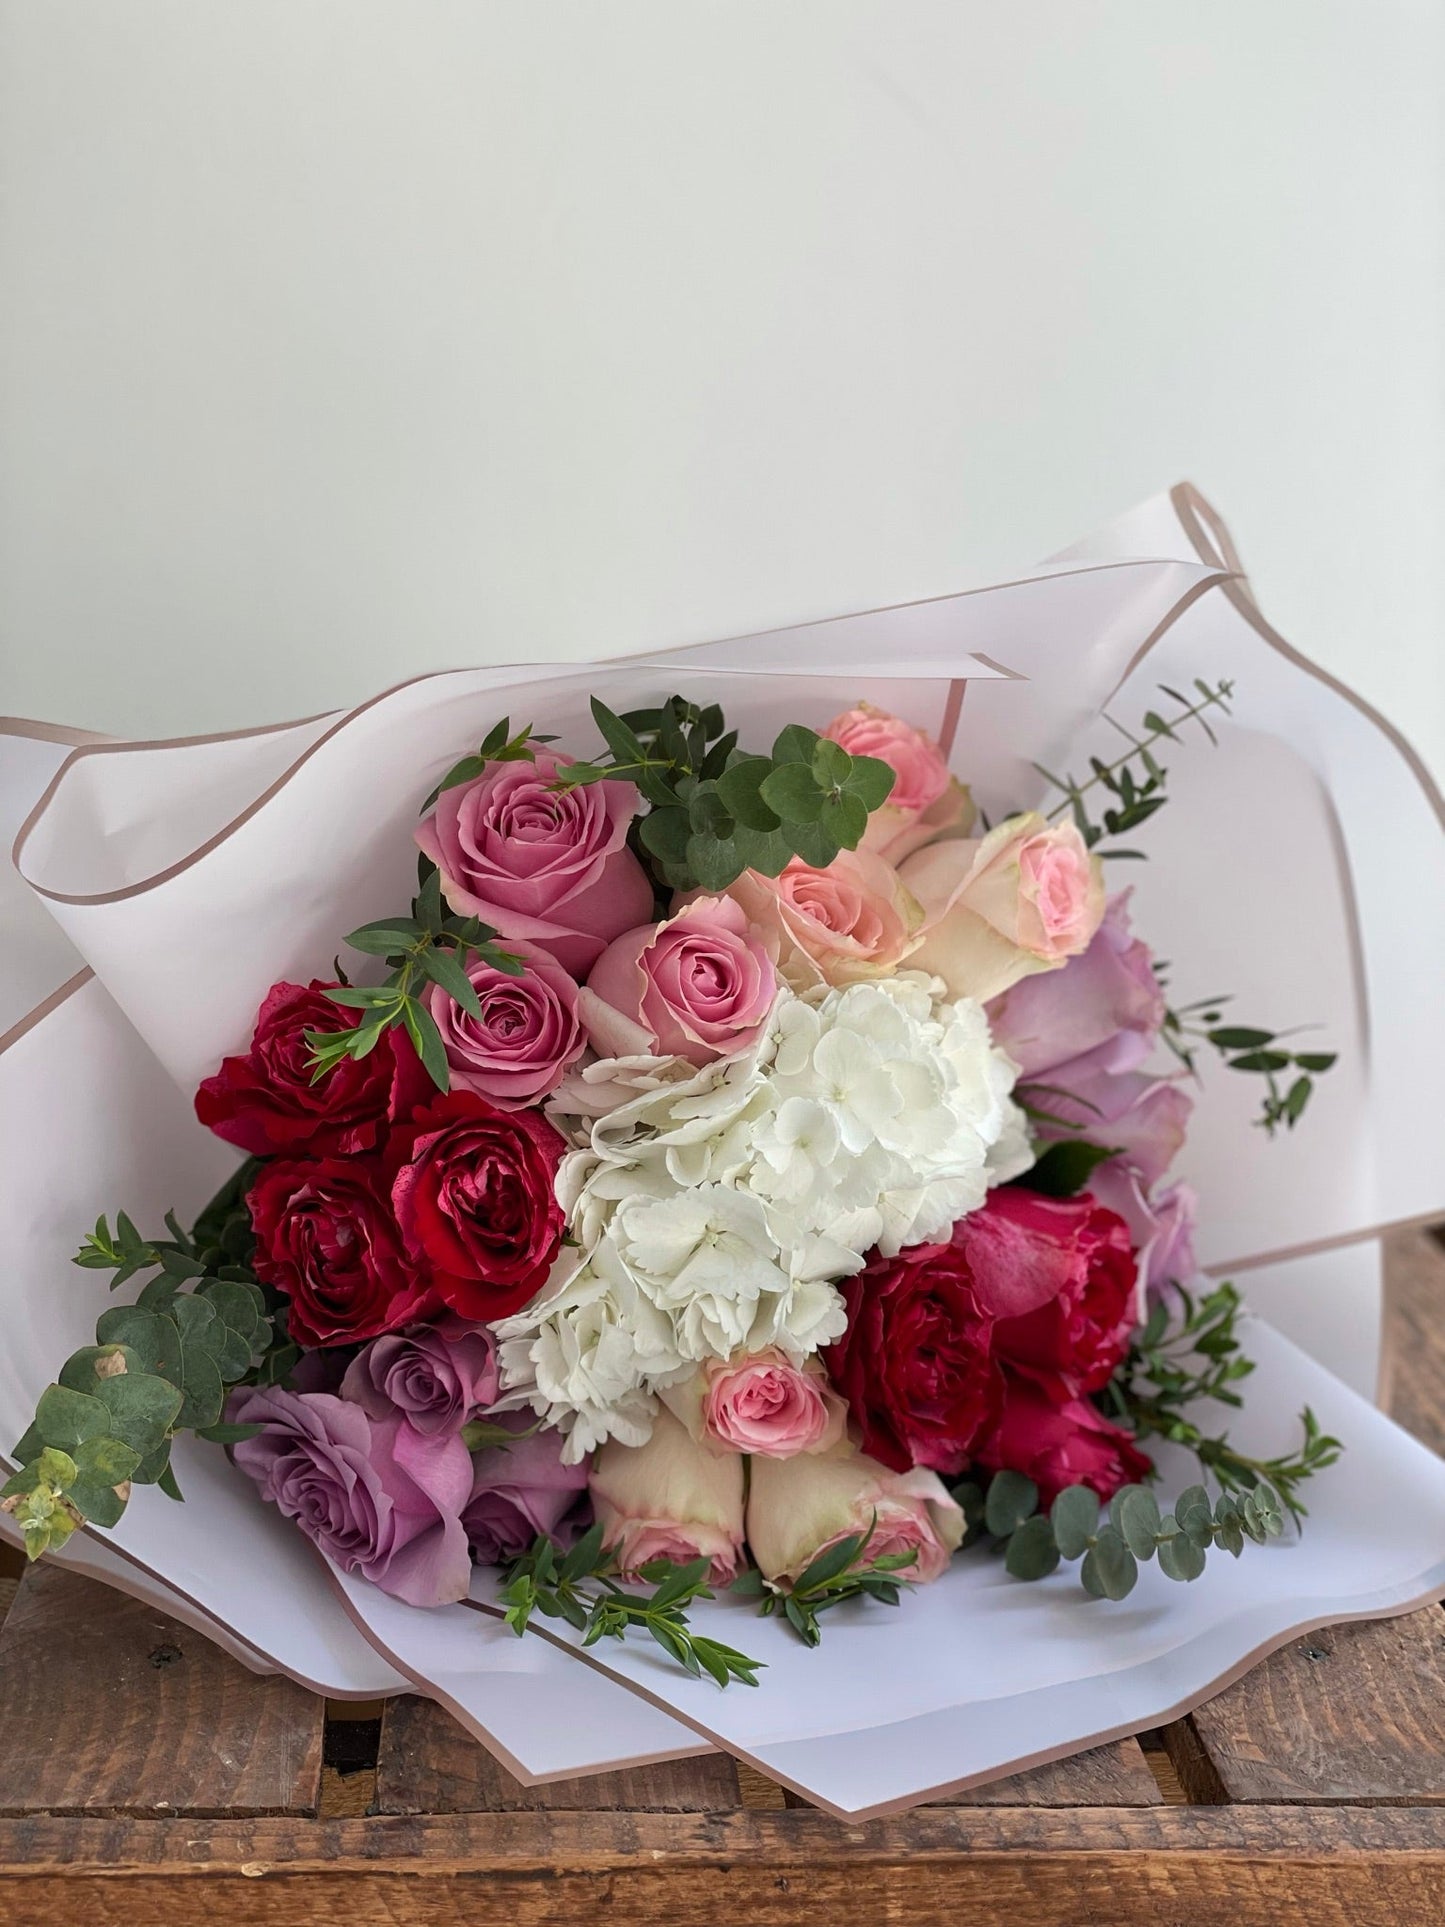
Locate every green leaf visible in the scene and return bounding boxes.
[1293,1052,1337,1073]
[1114,1485,1162,1559]
[771,724,819,766]
[716,757,782,832]
[1157,1529,1207,1582]
[416,942,485,1019]
[793,1532,866,1596]
[95,1306,184,1383]
[1205,1026,1275,1049]
[1226,1050,1293,1073]
[195,1420,263,1445]
[58,1345,139,1394]
[1004,1514,1061,1580]
[344,919,426,956]
[842,752,895,812]
[759,762,825,823]
[67,1478,128,1528]
[34,1384,110,1453]
[402,998,452,1091]
[590,697,646,766]
[157,1460,185,1502]
[1049,1485,1100,1560]
[985,1469,1039,1538]
[1079,1525,1138,1600]
[639,806,693,869]
[72,1434,142,1486]
[1020,1139,1121,1199]
[95,1371,184,1451]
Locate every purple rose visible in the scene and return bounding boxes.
[1032,1061,1192,1189]
[230,1386,473,1607]
[462,1414,592,1566]
[987,890,1163,1078]
[341,1317,500,1437]
[415,752,654,976]
[1088,1165,1200,1295]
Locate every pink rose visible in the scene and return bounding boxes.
[463,1415,593,1565]
[719,850,923,991]
[589,1407,746,1584]
[902,813,1105,1004]
[822,703,974,862]
[229,1387,473,1607]
[664,1351,847,1459]
[341,1316,499,1436]
[582,896,777,1066]
[425,939,584,1109]
[987,891,1163,1079]
[415,753,654,976]
[746,1449,964,1587]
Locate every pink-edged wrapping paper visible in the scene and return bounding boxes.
[3,483,1442,1813]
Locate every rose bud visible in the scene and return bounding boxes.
[341,1317,499,1436]
[589,1406,746,1584]
[581,895,777,1066]
[746,1448,964,1588]
[821,703,974,862]
[415,752,653,976]
[901,813,1104,1004]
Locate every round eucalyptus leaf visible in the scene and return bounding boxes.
[1079,1525,1138,1600]
[1049,1484,1100,1560]
[1004,1514,1061,1581]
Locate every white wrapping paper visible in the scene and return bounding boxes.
[3,484,1442,1809]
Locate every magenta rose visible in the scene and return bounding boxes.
[953,1187,1137,1399]
[581,896,777,1065]
[390,1091,566,1320]
[982,1379,1152,1506]
[425,940,584,1109]
[230,1386,473,1606]
[195,980,429,1157]
[415,753,654,975]
[987,891,1164,1080]
[341,1317,499,1436]
[248,1158,430,1348]
[826,1242,1001,1476]
[462,1414,593,1565]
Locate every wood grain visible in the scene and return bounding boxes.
[373,1692,740,1812]
[0,1565,324,1818]
[1,1807,1442,1926]
[1383,1226,1445,1456]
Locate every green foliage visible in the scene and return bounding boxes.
[1106,1280,1344,1522]
[498,1523,763,1688]
[733,1515,919,1646]
[1158,989,1338,1138]
[307,867,525,1092]
[5,1176,282,1557]
[555,695,895,895]
[1017,1139,1122,1199]
[983,1471,1286,1602]
[1035,679,1234,857]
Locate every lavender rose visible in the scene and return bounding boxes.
[462,1414,592,1565]
[230,1387,472,1607]
[424,939,584,1109]
[341,1317,500,1437]
[987,890,1164,1079]
[415,752,653,976]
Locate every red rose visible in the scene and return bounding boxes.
[390,1092,566,1320]
[196,980,430,1158]
[825,1243,1001,1476]
[983,1376,1152,1506]
[954,1187,1136,1398]
[248,1158,430,1348]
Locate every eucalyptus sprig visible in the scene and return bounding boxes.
[1108,1281,1344,1522]
[975,1468,1285,1600]
[555,694,896,895]
[499,1523,764,1688]
[1159,989,1337,1137]
[4,1170,279,1556]
[1035,678,1234,858]
[731,1520,918,1646]
[307,866,525,1091]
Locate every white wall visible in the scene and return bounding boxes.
[1,2,1441,777]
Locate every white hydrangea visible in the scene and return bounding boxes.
[496,974,1030,1455]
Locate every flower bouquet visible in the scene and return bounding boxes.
[3,485,1443,1813]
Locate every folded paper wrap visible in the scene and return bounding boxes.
[3,483,1442,1810]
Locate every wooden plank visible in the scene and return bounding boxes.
[1384,1225,1445,1455]
[1177,1608,1445,1804]
[0,1806,1442,1926]
[783,1736,1162,1808]
[0,1564,324,1818]
[373,1692,741,1812]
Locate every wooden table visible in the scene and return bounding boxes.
[3,1227,1443,1924]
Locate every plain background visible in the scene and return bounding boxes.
[1,2,1441,780]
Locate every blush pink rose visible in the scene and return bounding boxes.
[425,939,584,1108]
[589,1407,746,1584]
[746,1449,964,1587]
[902,813,1105,1004]
[987,891,1164,1079]
[719,851,923,991]
[415,753,654,976]
[821,703,974,862]
[663,1351,846,1459]
[581,896,777,1066]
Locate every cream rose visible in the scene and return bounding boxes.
[589,1406,746,1583]
[746,1448,964,1587]
[718,851,923,991]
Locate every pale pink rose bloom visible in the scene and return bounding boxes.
[425,940,584,1109]
[663,1352,847,1459]
[987,891,1163,1079]
[821,702,974,862]
[589,1407,746,1585]
[718,851,923,992]
[415,753,653,977]
[901,812,1105,1005]
[747,1449,964,1587]
[582,896,776,1067]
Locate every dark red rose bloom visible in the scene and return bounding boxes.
[982,1376,1153,1506]
[826,1242,1001,1476]
[954,1187,1137,1399]
[248,1158,431,1349]
[390,1091,566,1320]
[196,980,430,1158]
